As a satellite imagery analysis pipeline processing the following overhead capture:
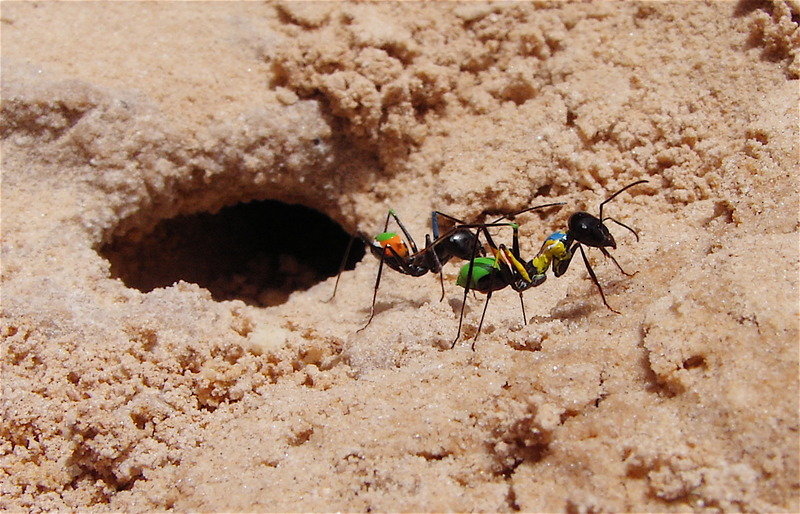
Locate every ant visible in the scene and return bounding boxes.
[327,210,516,330]
[452,180,648,349]
[450,222,547,350]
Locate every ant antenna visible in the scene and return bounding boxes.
[602,218,640,242]
[490,202,567,223]
[598,180,648,220]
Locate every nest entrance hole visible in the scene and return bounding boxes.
[100,200,366,307]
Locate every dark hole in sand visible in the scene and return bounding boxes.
[100,200,366,307]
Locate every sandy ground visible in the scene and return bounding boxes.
[2,1,799,511]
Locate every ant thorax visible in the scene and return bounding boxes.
[531,231,571,275]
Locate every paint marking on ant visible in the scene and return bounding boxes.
[327,209,515,330]
[450,202,568,349]
[452,180,648,349]
[523,179,648,312]
[358,209,486,331]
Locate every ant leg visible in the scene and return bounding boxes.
[431,211,461,241]
[598,180,648,219]
[359,244,425,332]
[432,210,467,240]
[452,227,485,349]
[423,232,446,302]
[429,213,461,303]
[357,254,386,332]
[356,209,393,324]
[600,247,636,277]
[553,242,578,277]
[431,212,441,240]
[490,201,567,223]
[432,211,468,226]
[429,213,444,298]
[324,235,356,303]
[518,291,527,326]
[492,246,531,326]
[579,245,620,314]
[603,217,640,242]
[429,213,444,288]
[509,223,522,259]
[381,210,392,232]
[471,291,493,351]
[389,209,420,253]
[451,263,473,348]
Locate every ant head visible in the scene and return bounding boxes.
[371,232,409,259]
[568,212,616,249]
[447,228,481,260]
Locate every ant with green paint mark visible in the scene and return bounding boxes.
[452,180,648,349]
[327,204,565,332]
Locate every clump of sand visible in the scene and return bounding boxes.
[2,1,798,511]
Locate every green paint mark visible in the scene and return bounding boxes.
[375,232,398,242]
[457,257,496,288]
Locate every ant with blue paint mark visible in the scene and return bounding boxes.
[452,180,648,349]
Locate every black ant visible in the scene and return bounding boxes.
[452,180,648,349]
[327,210,514,330]
[450,225,540,350]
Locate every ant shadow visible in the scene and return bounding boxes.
[357,300,393,321]
[550,275,629,321]
[447,296,477,316]
[549,301,596,321]
[358,297,428,319]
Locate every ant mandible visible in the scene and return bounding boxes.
[452,180,648,349]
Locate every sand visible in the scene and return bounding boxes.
[1,1,798,511]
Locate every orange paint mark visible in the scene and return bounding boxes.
[379,234,409,258]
